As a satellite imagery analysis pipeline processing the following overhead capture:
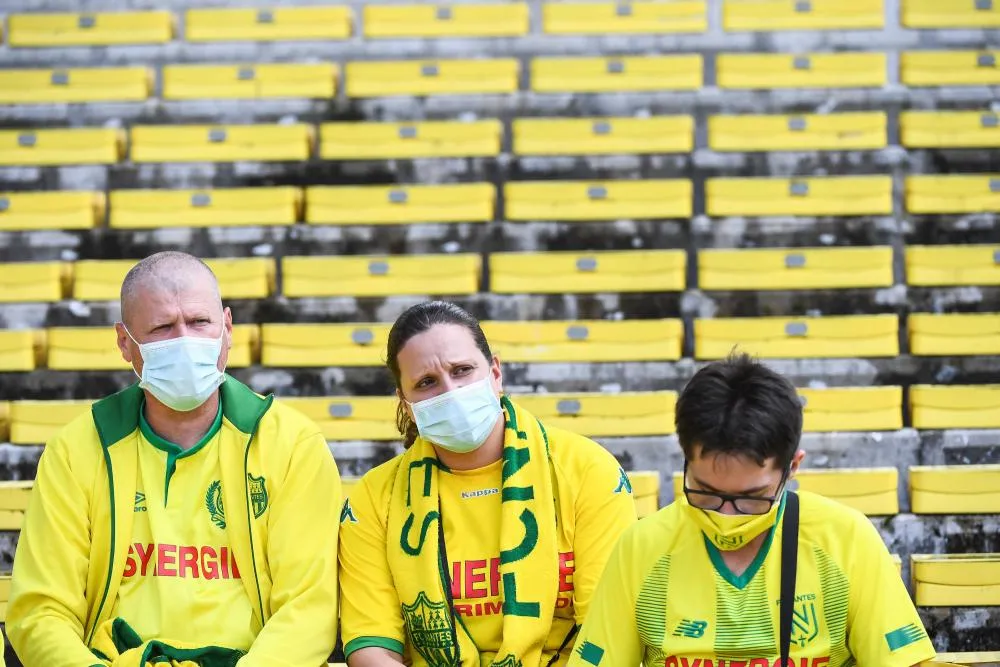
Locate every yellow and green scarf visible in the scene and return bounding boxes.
[90,617,243,666]
[387,396,558,667]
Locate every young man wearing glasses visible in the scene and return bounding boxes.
[568,353,936,667]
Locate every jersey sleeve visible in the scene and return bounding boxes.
[338,471,406,659]
[846,517,936,667]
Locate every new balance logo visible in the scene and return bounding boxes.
[134,492,147,513]
[673,619,708,639]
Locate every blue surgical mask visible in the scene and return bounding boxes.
[125,325,226,412]
[409,376,503,453]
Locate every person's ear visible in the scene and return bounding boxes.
[788,449,806,479]
[116,322,136,365]
[223,306,233,350]
[490,354,503,395]
[397,387,414,420]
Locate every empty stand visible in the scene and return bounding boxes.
[345,59,519,97]
[0,191,105,232]
[0,331,41,372]
[0,262,65,304]
[911,384,1000,430]
[512,116,694,156]
[906,175,1000,215]
[8,400,89,445]
[541,1,707,34]
[320,120,501,160]
[906,245,1000,287]
[698,246,894,291]
[912,554,1000,607]
[282,254,481,298]
[910,465,1000,514]
[901,51,1000,87]
[279,396,398,441]
[717,52,886,89]
[8,11,173,47]
[795,468,899,516]
[185,7,352,42]
[707,176,892,217]
[0,482,32,531]
[708,112,887,152]
[0,67,152,104]
[261,323,391,368]
[902,0,1000,28]
[909,313,1000,356]
[799,386,904,432]
[505,179,692,221]
[483,320,684,363]
[531,55,703,93]
[0,128,124,166]
[305,183,494,225]
[723,0,884,31]
[627,471,661,519]
[901,110,1000,149]
[72,258,276,300]
[694,314,900,359]
[130,124,314,163]
[490,250,686,294]
[163,63,337,100]
[109,188,300,229]
[513,391,676,437]
[363,3,529,38]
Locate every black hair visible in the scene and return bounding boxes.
[386,301,493,446]
[675,352,803,470]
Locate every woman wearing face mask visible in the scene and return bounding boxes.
[339,301,638,667]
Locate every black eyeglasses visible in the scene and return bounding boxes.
[683,462,789,516]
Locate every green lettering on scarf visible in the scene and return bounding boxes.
[502,486,534,502]
[500,508,538,565]
[502,446,530,483]
[401,511,439,556]
[501,572,541,618]
[407,458,443,506]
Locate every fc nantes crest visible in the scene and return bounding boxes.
[402,592,458,667]
[248,473,269,519]
[791,599,820,647]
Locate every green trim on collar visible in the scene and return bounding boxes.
[139,398,223,504]
[220,374,271,434]
[344,636,405,658]
[703,493,787,591]
[91,384,144,449]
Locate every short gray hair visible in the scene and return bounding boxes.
[120,251,220,326]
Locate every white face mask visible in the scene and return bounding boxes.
[409,376,503,453]
[125,325,226,412]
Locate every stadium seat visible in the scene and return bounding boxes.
[706,176,893,217]
[698,246,894,291]
[906,245,1000,287]
[0,481,32,531]
[795,468,899,516]
[513,391,677,437]
[0,67,152,104]
[932,654,1000,667]
[345,59,519,98]
[531,55,703,93]
[505,179,692,221]
[490,250,686,294]
[708,112,887,152]
[483,319,684,363]
[903,0,1000,29]
[109,188,301,229]
[305,183,494,225]
[722,0,884,31]
[319,120,501,160]
[716,53,886,89]
[73,258,276,301]
[185,6,353,42]
[8,11,173,47]
[900,110,1000,149]
[282,254,481,298]
[905,175,1000,214]
[363,3,529,38]
[0,330,41,372]
[0,262,65,303]
[279,396,398,441]
[912,554,1000,607]
[541,1,707,34]
[261,323,391,368]
[909,313,1000,356]
[910,465,1000,514]
[694,314,900,359]
[0,403,8,442]
[130,124,314,163]
[0,191,105,232]
[163,63,336,100]
[0,128,124,166]
[901,51,1000,87]
[512,116,694,156]
[910,384,1000,430]
[627,471,661,518]
[800,386,904,432]
[9,400,90,445]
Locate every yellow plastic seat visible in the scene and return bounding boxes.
[0,128,124,166]
[0,330,41,372]
[907,245,1000,287]
[707,176,892,217]
[185,6,352,42]
[0,67,152,104]
[531,55,703,93]
[717,53,886,89]
[483,319,684,363]
[722,0,884,31]
[694,314,900,359]
[911,384,1000,430]
[542,1,707,34]
[901,111,1000,149]
[363,3,529,38]
[261,323,391,367]
[320,120,501,160]
[913,554,1000,608]
[627,471,661,518]
[280,396,398,441]
[505,179,692,221]
[73,258,276,301]
[345,59,519,98]
[699,246,893,291]
[0,403,8,442]
[282,254,481,298]
[163,63,336,100]
[0,262,65,303]
[800,386,904,432]
[513,392,676,437]
[906,175,1000,214]
[795,467,899,516]
[9,400,90,445]
[0,192,105,232]
[306,183,494,225]
[931,653,1000,667]
[109,188,301,229]
[902,51,1000,87]
[911,465,1000,515]
[513,116,693,156]
[8,11,173,47]
[490,250,686,294]
[708,112,887,152]
[131,124,314,163]
[910,313,1000,356]
[0,481,33,531]
[903,0,1000,28]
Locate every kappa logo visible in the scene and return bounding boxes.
[340,498,358,524]
[614,467,633,495]
[206,481,226,529]
[672,619,708,639]
[576,641,604,667]
[402,591,457,667]
[248,473,269,519]
[134,492,147,513]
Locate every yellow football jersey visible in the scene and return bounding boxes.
[569,491,935,667]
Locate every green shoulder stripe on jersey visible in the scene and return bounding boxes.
[885,623,926,652]
[344,636,406,658]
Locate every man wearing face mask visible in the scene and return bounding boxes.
[569,353,936,667]
[8,251,342,667]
